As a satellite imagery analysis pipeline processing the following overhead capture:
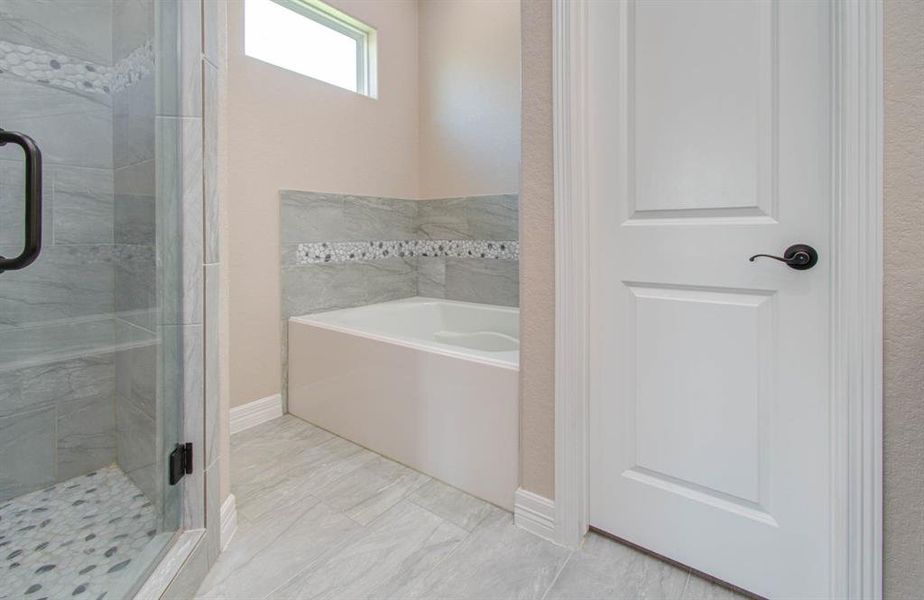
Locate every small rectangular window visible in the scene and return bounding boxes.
[245,0,377,97]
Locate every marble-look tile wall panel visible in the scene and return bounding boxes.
[0,352,116,501]
[417,258,520,307]
[281,190,519,311]
[52,166,115,244]
[416,195,518,241]
[282,258,417,318]
[440,258,519,307]
[281,191,419,244]
[0,0,113,65]
[0,245,116,327]
[113,71,156,170]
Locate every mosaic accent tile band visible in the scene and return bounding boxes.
[0,39,154,96]
[297,240,519,264]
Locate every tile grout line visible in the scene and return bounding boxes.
[540,547,576,600]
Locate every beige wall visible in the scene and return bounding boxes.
[518,0,555,499]
[883,0,924,595]
[517,0,924,591]
[228,0,421,408]
[418,0,521,198]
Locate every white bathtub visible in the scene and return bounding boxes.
[287,297,519,509]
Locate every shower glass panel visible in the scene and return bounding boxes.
[0,1,189,597]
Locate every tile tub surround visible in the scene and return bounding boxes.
[196,415,746,600]
[0,465,157,600]
[280,190,520,311]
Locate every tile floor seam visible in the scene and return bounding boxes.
[389,500,485,595]
[207,499,323,593]
[404,491,499,533]
[338,471,432,526]
[539,548,576,600]
[258,500,375,600]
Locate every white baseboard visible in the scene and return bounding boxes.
[514,488,556,543]
[230,394,283,435]
[220,494,237,551]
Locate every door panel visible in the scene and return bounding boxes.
[587,1,832,597]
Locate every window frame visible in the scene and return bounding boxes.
[258,0,378,98]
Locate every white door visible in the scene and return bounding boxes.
[587,1,833,597]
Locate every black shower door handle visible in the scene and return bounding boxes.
[0,129,42,273]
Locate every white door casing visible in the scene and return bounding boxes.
[551,0,883,598]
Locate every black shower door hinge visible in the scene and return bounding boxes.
[169,442,194,486]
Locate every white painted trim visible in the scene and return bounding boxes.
[831,1,884,598]
[230,394,284,435]
[552,0,590,550]
[220,494,238,551]
[551,0,884,597]
[514,488,557,544]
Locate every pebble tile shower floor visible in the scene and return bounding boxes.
[0,465,157,600]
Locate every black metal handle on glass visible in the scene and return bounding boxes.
[0,129,42,274]
[749,244,818,271]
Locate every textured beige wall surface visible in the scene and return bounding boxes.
[517,0,924,591]
[227,0,421,408]
[883,0,924,594]
[518,0,555,499]
[418,0,521,198]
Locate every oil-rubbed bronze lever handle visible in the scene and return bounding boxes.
[749,244,818,271]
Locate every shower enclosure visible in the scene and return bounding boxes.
[0,0,218,597]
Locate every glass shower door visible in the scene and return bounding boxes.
[0,1,189,597]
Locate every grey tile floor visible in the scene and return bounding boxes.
[196,415,746,600]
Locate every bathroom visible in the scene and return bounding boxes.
[1,0,922,598]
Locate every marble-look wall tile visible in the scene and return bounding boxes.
[20,353,115,409]
[114,193,155,245]
[417,195,519,241]
[415,197,468,240]
[417,257,447,299]
[0,157,50,251]
[204,264,220,468]
[342,195,418,241]
[0,0,113,64]
[113,0,153,62]
[0,245,115,326]
[117,387,157,502]
[156,116,203,326]
[444,258,519,307]
[203,61,220,264]
[281,191,343,243]
[155,0,202,118]
[114,159,155,197]
[115,342,156,418]
[56,393,116,480]
[0,351,116,476]
[113,72,155,170]
[0,74,110,123]
[281,191,418,243]
[464,194,519,240]
[1,98,113,169]
[114,245,156,329]
[281,258,417,318]
[52,165,114,244]
[0,406,56,502]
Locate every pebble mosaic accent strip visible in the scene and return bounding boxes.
[0,465,158,599]
[297,240,519,264]
[0,39,154,96]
